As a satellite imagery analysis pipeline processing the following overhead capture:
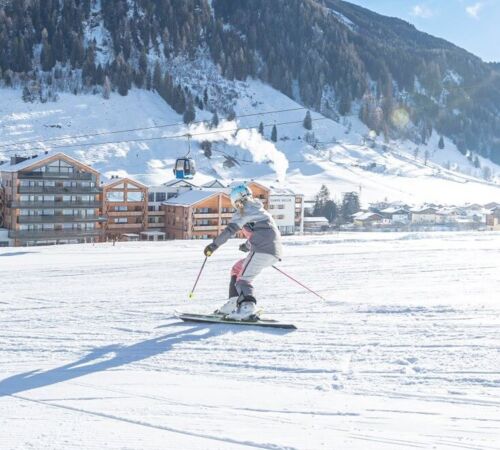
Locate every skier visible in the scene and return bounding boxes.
[204,183,283,320]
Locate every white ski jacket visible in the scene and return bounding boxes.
[213,198,283,259]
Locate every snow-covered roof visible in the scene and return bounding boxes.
[202,179,227,188]
[355,212,383,221]
[163,190,220,207]
[270,187,296,196]
[162,178,198,188]
[380,207,409,215]
[411,207,438,214]
[303,216,329,223]
[0,151,99,174]
[103,176,146,188]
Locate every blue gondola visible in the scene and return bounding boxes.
[174,134,196,179]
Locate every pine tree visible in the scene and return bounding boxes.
[324,200,338,223]
[313,185,330,216]
[183,100,196,124]
[473,155,480,169]
[153,62,162,91]
[227,108,236,121]
[271,124,277,142]
[438,136,445,149]
[258,122,264,135]
[201,140,212,158]
[102,75,111,99]
[303,111,312,130]
[211,111,219,128]
[341,192,360,223]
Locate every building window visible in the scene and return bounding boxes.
[148,192,155,202]
[115,218,128,224]
[107,191,124,201]
[155,192,166,202]
[128,192,143,202]
[115,206,128,212]
[278,204,285,209]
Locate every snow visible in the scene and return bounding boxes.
[1,232,499,449]
[1,83,499,206]
[163,189,220,206]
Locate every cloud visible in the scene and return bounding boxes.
[411,4,434,18]
[466,2,483,19]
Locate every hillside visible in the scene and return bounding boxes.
[0,0,499,165]
[1,82,499,205]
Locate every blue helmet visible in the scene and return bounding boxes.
[230,183,252,207]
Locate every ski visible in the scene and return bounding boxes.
[177,313,297,330]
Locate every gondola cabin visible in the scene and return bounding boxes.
[174,157,196,179]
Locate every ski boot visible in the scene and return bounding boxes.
[227,296,259,321]
[214,297,238,315]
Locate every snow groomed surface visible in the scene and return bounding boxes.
[1,232,499,449]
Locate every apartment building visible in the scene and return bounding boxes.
[0,152,104,246]
[147,179,196,231]
[268,187,304,235]
[163,190,233,240]
[102,177,148,240]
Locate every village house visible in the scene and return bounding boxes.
[353,212,384,227]
[486,207,500,231]
[303,216,330,232]
[102,177,148,241]
[411,207,439,224]
[379,207,410,225]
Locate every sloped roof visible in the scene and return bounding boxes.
[303,216,329,223]
[163,190,221,207]
[0,152,99,174]
[355,212,383,221]
[202,179,227,188]
[103,177,147,189]
[163,178,198,188]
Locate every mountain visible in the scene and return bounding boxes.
[0,0,499,204]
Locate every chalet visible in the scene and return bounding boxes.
[379,207,410,224]
[102,177,148,241]
[353,212,384,227]
[486,207,500,231]
[303,216,330,232]
[411,207,439,224]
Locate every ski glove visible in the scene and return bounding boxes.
[204,243,218,257]
[239,242,250,253]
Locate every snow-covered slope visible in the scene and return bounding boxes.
[1,233,499,449]
[1,83,499,205]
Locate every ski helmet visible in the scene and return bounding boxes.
[230,183,252,208]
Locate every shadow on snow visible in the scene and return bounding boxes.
[0,322,290,397]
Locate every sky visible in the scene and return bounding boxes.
[345,0,500,62]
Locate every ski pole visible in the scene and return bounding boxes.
[189,256,208,299]
[272,265,327,301]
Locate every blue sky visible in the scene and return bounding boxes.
[346,0,500,62]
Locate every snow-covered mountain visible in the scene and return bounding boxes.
[0,0,499,205]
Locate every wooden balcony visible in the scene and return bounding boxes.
[9,229,101,239]
[18,186,101,194]
[193,213,219,219]
[18,215,106,224]
[192,225,219,231]
[18,172,94,181]
[9,201,101,208]
[107,223,143,230]
[107,211,144,217]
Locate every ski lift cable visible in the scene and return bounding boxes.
[1,117,330,154]
[0,106,310,150]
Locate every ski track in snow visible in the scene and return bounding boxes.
[1,232,500,449]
